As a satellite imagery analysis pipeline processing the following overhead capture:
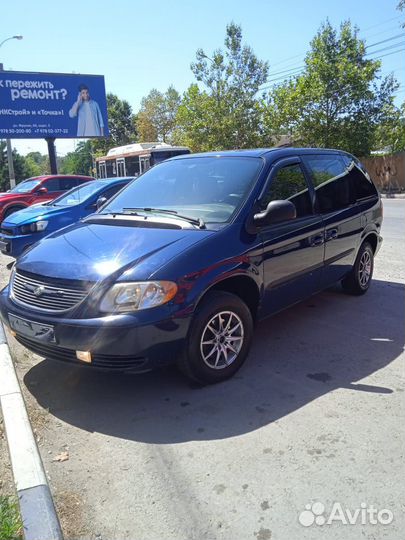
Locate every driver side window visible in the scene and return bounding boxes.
[260,163,312,218]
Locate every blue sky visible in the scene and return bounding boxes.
[2,0,404,156]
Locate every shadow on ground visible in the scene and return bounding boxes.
[24,279,404,444]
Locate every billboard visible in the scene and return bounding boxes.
[0,71,109,139]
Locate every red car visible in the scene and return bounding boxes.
[0,175,95,221]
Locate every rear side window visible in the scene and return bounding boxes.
[341,155,378,200]
[76,177,91,185]
[59,177,79,191]
[304,155,354,213]
[101,184,126,201]
[43,178,61,192]
[260,163,312,218]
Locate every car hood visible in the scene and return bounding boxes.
[3,203,69,225]
[16,220,214,282]
[0,192,24,200]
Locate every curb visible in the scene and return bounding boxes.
[380,193,405,199]
[0,323,63,540]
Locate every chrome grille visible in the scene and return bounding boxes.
[11,271,88,312]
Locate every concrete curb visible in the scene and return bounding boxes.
[0,323,63,540]
[380,193,405,199]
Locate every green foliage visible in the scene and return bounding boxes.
[137,86,181,143]
[92,93,137,156]
[176,22,269,151]
[265,20,398,156]
[374,101,405,153]
[0,496,23,540]
[60,140,94,176]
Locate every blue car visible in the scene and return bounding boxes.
[0,149,382,385]
[0,177,134,258]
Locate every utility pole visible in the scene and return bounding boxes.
[0,35,23,189]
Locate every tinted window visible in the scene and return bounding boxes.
[43,178,61,192]
[341,155,377,200]
[102,157,263,224]
[260,164,312,218]
[101,183,127,201]
[305,155,354,213]
[59,177,78,191]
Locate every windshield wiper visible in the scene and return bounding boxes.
[122,207,206,229]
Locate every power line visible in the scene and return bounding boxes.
[262,34,405,87]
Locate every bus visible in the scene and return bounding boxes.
[95,142,190,178]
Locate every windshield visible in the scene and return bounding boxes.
[101,157,263,224]
[52,181,107,206]
[9,178,42,193]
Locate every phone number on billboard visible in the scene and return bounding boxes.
[0,128,69,135]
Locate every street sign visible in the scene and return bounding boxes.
[0,71,109,138]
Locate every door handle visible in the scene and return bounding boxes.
[326,229,338,241]
[310,234,324,247]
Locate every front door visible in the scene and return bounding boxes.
[258,158,325,317]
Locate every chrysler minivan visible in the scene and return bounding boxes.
[0,148,382,384]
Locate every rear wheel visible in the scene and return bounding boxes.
[178,291,253,385]
[341,242,374,295]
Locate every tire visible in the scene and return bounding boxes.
[178,291,254,385]
[4,206,23,219]
[341,241,374,295]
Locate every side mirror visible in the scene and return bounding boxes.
[36,187,48,195]
[96,196,108,210]
[254,200,296,226]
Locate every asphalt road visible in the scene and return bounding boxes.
[1,199,404,540]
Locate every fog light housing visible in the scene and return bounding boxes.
[76,350,92,363]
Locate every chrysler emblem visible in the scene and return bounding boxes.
[34,285,46,297]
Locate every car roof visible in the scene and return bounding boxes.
[96,176,135,184]
[169,147,346,161]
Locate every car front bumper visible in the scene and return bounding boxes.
[0,232,38,258]
[0,286,191,372]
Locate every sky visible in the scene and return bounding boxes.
[1,0,404,157]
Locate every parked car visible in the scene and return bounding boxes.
[0,148,382,384]
[0,175,95,223]
[0,177,135,258]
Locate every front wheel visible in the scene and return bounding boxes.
[341,242,374,295]
[178,291,253,385]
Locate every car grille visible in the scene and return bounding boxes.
[15,335,148,371]
[11,270,88,312]
[1,227,13,236]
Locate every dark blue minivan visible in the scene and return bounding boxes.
[0,149,382,384]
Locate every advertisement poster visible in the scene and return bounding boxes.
[0,71,109,138]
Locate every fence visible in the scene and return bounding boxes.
[361,152,405,193]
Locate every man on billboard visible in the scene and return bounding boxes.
[69,83,105,137]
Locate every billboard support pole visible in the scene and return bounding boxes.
[46,138,58,174]
[5,139,16,189]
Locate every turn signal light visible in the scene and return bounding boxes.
[76,350,92,363]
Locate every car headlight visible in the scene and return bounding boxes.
[20,220,48,234]
[99,281,178,313]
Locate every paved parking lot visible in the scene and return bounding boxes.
[1,199,404,540]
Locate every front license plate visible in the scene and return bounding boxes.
[0,240,9,253]
[8,314,55,342]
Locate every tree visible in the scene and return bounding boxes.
[176,22,269,151]
[137,86,181,143]
[374,101,405,153]
[264,20,398,156]
[0,142,35,191]
[91,93,137,156]
[60,141,94,176]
